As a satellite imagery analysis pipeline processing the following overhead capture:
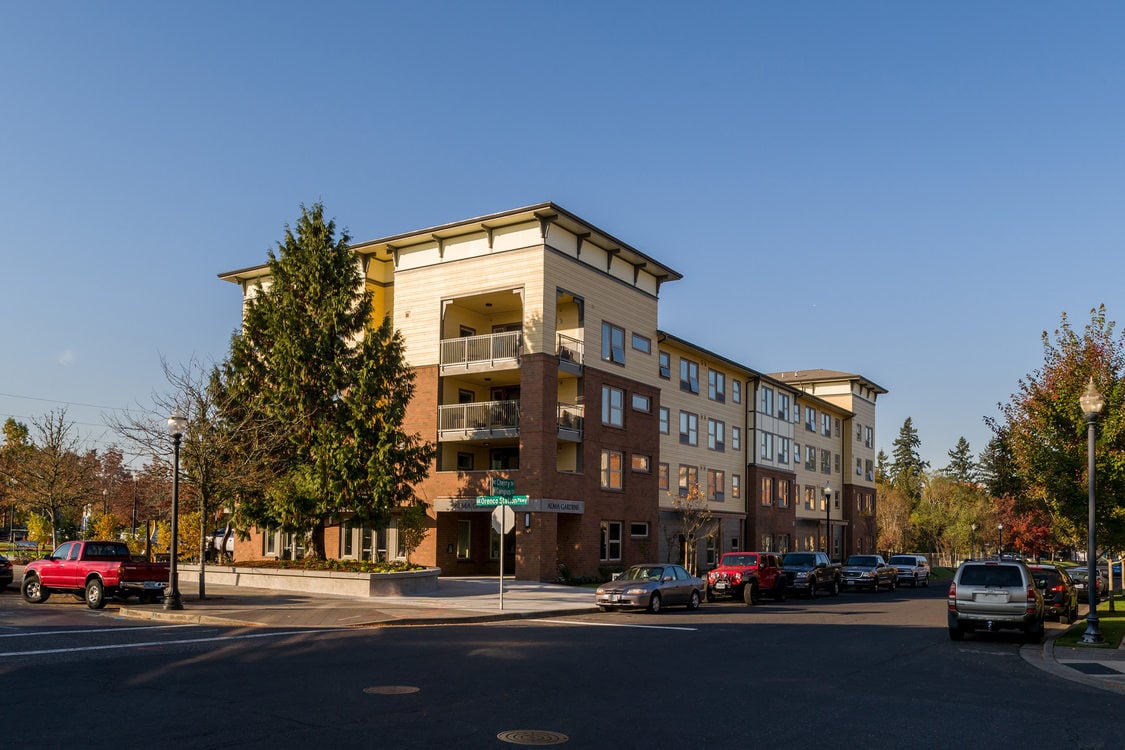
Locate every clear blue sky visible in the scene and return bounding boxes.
[3,2,1124,471]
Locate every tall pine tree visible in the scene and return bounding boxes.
[889,417,928,501]
[220,203,434,558]
[943,437,978,484]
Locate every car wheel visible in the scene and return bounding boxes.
[647,592,662,613]
[831,579,840,596]
[774,584,787,602]
[85,578,106,610]
[949,626,964,641]
[890,577,897,592]
[806,579,816,598]
[21,574,49,604]
[922,574,929,588]
[688,590,702,610]
[744,582,760,605]
[911,575,918,588]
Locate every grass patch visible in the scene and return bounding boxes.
[1055,593,1125,648]
[229,558,424,574]
[931,566,956,581]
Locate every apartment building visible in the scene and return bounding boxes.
[220,203,886,580]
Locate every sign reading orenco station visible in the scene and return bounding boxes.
[476,477,527,506]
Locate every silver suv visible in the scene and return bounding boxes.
[947,559,1045,642]
[889,554,930,587]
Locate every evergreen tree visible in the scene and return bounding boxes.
[978,428,1023,501]
[875,449,890,481]
[943,437,978,484]
[220,203,434,558]
[889,417,929,501]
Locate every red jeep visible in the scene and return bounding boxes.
[706,551,787,604]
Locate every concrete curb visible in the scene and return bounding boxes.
[1021,632,1125,694]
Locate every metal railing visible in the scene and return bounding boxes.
[557,402,584,433]
[438,400,520,433]
[557,333,584,365]
[440,330,521,369]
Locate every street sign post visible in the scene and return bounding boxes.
[477,479,524,609]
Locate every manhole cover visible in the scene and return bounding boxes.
[497,729,569,745]
[363,685,420,695]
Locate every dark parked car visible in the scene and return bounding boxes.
[1027,564,1079,624]
[781,551,841,597]
[0,554,12,590]
[1070,567,1108,602]
[595,564,705,613]
[841,554,897,592]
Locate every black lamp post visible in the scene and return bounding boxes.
[970,523,976,561]
[1080,378,1105,644]
[165,412,187,611]
[131,475,138,536]
[823,482,832,561]
[997,523,1003,558]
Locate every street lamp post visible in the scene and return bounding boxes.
[165,412,188,611]
[970,524,977,561]
[997,524,1003,558]
[823,483,832,562]
[131,475,138,536]
[1080,378,1105,644]
[102,488,108,516]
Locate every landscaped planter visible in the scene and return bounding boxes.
[177,564,441,597]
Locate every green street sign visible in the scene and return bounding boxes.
[491,478,516,496]
[476,495,529,506]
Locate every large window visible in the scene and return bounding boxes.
[806,407,816,432]
[708,370,726,402]
[680,357,699,394]
[732,426,741,451]
[822,413,831,436]
[659,406,670,434]
[600,449,624,490]
[761,476,774,506]
[805,485,816,510]
[679,411,698,446]
[778,393,790,421]
[821,449,831,474]
[601,322,626,365]
[600,521,622,561]
[778,480,790,508]
[658,462,669,490]
[760,432,774,461]
[707,419,725,451]
[732,379,741,403]
[777,437,789,464]
[601,385,624,427]
[805,446,816,471]
[707,469,725,501]
[678,465,698,496]
[760,386,774,416]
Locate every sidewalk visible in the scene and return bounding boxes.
[116,576,597,629]
[1025,629,1125,694]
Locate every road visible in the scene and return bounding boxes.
[1,583,1123,748]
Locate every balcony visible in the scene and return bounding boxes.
[438,400,520,441]
[440,330,521,374]
[557,333,584,375]
[557,402,584,442]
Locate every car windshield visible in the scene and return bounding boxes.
[619,566,663,582]
[889,557,915,565]
[722,554,757,567]
[783,553,815,566]
[847,556,879,566]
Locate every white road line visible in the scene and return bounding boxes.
[533,619,697,631]
[0,624,195,639]
[0,628,345,658]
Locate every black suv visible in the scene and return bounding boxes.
[1027,564,1079,624]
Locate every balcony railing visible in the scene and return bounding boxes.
[438,400,520,439]
[557,333,584,365]
[557,402,584,440]
[440,330,521,371]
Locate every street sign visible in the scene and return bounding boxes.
[491,477,516,496]
[475,495,529,506]
[491,505,515,534]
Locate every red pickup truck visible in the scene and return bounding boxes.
[21,540,169,609]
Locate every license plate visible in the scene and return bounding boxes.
[973,592,1008,603]
[609,594,621,602]
[715,582,728,590]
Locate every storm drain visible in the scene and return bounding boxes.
[497,729,569,745]
[363,685,421,694]
[1064,662,1123,676]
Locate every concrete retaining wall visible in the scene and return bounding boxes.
[177,564,441,596]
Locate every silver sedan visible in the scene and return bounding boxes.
[595,564,705,613]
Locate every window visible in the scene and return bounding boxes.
[678,465,698,496]
[707,469,725,501]
[777,437,789,464]
[820,490,828,512]
[457,452,474,471]
[806,445,816,471]
[732,474,741,499]
[732,426,741,451]
[631,333,651,354]
[658,462,669,490]
[778,393,790,421]
[264,529,276,556]
[834,418,841,437]
[821,449,831,474]
[707,419,725,451]
[864,427,874,449]
[805,486,816,510]
[659,407,670,434]
[679,411,698,446]
[708,370,726,402]
[600,449,624,490]
[806,407,816,432]
[856,458,863,476]
[456,520,471,560]
[631,393,651,413]
[777,534,791,553]
[601,385,624,427]
[631,454,651,473]
[761,534,772,551]
[778,480,790,508]
[630,522,649,538]
[834,453,841,472]
[794,442,801,465]
[658,351,671,379]
[732,379,741,403]
[856,422,863,441]
[601,322,625,364]
[865,459,874,481]
[760,432,774,461]
[600,521,622,561]
[680,357,700,394]
[761,476,774,506]
[705,536,717,566]
[760,386,774,416]
[822,413,831,436]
